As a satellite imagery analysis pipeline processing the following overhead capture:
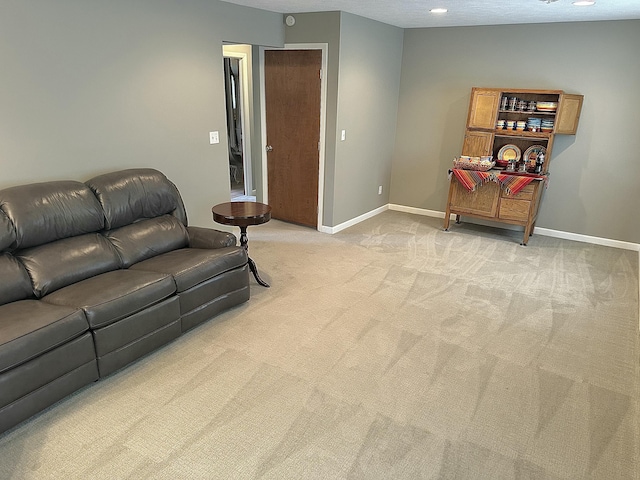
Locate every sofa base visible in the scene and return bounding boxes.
[182,286,250,332]
[92,297,180,357]
[96,319,182,377]
[0,332,97,408]
[0,359,98,434]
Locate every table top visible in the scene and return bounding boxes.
[212,201,272,227]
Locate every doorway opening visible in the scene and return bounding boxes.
[223,45,254,202]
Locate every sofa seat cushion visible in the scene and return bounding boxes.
[130,247,247,293]
[42,270,176,329]
[0,300,89,374]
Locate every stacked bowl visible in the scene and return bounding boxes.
[541,119,554,132]
[536,101,558,112]
[526,118,541,132]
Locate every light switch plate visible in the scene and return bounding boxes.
[341,130,346,141]
[209,131,219,144]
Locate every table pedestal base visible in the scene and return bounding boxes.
[248,256,269,287]
[240,226,270,288]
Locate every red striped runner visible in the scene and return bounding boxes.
[450,169,548,195]
[450,169,494,192]
[496,174,534,195]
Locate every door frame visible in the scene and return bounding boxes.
[259,43,328,230]
[222,47,253,197]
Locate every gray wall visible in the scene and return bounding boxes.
[333,13,403,226]
[0,0,284,227]
[391,20,640,243]
[286,12,403,227]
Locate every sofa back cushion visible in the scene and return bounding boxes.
[0,211,15,252]
[0,254,33,305]
[0,181,104,249]
[106,215,189,268]
[17,233,121,298]
[86,168,188,230]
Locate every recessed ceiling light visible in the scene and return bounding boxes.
[430,8,448,14]
[573,0,595,5]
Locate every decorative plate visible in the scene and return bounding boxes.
[523,145,546,170]
[497,144,521,162]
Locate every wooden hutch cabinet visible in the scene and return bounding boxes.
[444,87,583,245]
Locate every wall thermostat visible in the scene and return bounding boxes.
[285,15,296,26]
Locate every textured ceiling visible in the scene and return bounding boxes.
[219,0,640,28]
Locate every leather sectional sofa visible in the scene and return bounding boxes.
[0,168,250,435]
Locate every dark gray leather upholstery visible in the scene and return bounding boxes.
[131,247,249,331]
[187,226,236,249]
[43,270,176,329]
[107,215,189,268]
[0,211,15,252]
[18,234,121,298]
[92,297,181,376]
[180,267,250,332]
[0,168,249,434]
[92,296,180,357]
[0,254,33,305]
[0,300,89,373]
[0,333,98,433]
[130,247,247,293]
[0,181,104,249]
[86,168,187,229]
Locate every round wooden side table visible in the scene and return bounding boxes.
[212,201,271,287]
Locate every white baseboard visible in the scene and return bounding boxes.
[533,227,640,252]
[319,205,389,234]
[388,204,451,220]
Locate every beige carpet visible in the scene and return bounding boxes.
[0,211,638,479]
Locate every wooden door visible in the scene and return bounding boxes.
[467,88,500,129]
[556,94,584,135]
[264,49,321,227]
[462,131,494,156]
[449,178,500,217]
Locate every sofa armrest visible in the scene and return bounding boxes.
[187,226,237,249]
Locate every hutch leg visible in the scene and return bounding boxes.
[443,181,455,231]
[522,223,534,246]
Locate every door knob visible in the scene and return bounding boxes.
[265,145,273,152]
